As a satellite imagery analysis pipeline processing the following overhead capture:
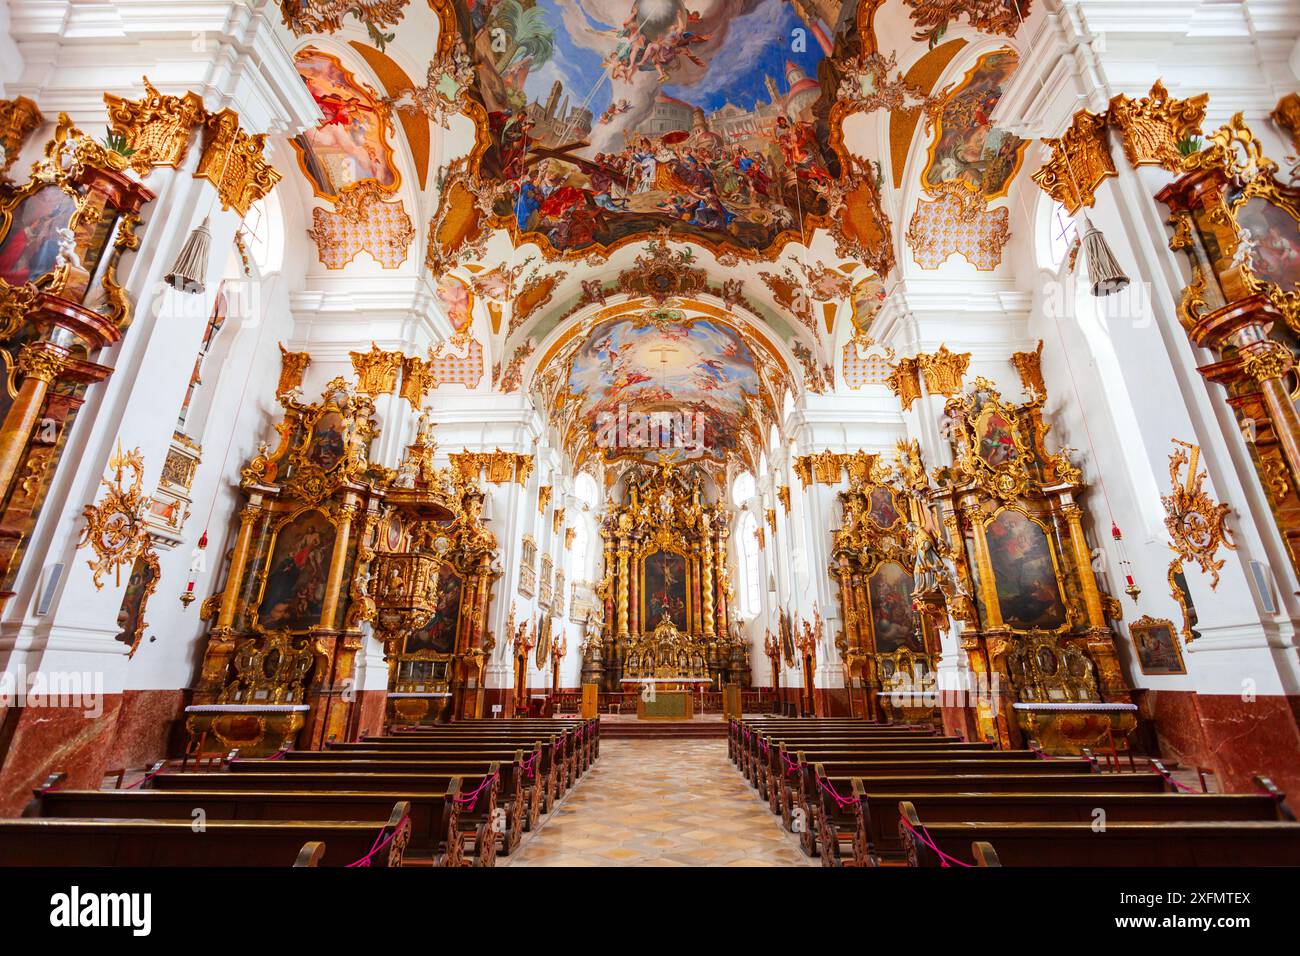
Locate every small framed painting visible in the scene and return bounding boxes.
[1130,616,1187,676]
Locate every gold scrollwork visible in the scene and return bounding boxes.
[77,442,156,591]
[103,77,207,175]
[277,343,311,399]
[917,345,971,397]
[1162,440,1235,590]
[195,109,282,217]
[1108,81,1209,172]
[1031,107,1117,214]
[349,342,405,397]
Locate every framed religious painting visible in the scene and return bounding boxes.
[866,561,923,654]
[643,549,688,632]
[255,508,337,632]
[405,563,463,655]
[0,184,77,287]
[866,486,902,530]
[113,552,160,656]
[1130,615,1187,675]
[984,508,1069,631]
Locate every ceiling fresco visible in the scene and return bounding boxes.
[271,0,1040,462]
[531,304,790,469]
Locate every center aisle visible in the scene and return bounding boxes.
[505,738,813,867]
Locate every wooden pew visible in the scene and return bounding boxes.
[811,770,1172,866]
[371,733,580,790]
[0,802,413,867]
[28,783,471,866]
[865,790,1285,865]
[222,756,521,858]
[282,748,545,836]
[753,740,991,804]
[900,802,1300,867]
[778,753,1095,856]
[347,734,575,794]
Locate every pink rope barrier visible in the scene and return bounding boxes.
[454,772,500,812]
[1151,762,1200,794]
[345,814,410,868]
[899,815,973,868]
[816,774,854,810]
[781,751,801,776]
[521,752,540,780]
[124,767,165,790]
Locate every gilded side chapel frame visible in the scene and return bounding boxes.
[0,115,150,329]
[943,379,1087,636]
[829,451,939,719]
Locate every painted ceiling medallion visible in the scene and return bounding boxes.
[292,47,400,203]
[426,0,889,264]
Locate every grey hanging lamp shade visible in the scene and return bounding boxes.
[1081,217,1130,297]
[164,215,212,294]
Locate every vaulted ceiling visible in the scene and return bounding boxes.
[277,0,1039,465]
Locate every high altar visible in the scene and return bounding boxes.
[583,459,750,712]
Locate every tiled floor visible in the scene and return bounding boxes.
[504,739,813,867]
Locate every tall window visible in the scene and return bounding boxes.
[738,511,761,617]
[732,471,755,508]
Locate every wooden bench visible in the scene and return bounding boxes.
[753,740,991,803]
[372,731,585,786]
[356,734,580,785]
[860,790,1285,865]
[811,770,1173,866]
[900,802,1300,867]
[777,754,1095,856]
[0,802,413,867]
[221,756,523,857]
[28,784,473,866]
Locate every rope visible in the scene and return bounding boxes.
[345,813,410,868]
[124,767,166,790]
[899,814,972,868]
[781,751,801,776]
[454,772,501,812]
[521,752,540,780]
[816,774,854,810]
[1152,762,1200,793]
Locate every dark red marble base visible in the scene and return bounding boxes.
[1138,690,1300,796]
[103,689,187,770]
[351,689,386,740]
[0,695,125,817]
[941,705,982,742]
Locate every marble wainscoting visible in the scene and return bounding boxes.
[1138,689,1300,796]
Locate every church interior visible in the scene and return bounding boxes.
[1,0,1300,890]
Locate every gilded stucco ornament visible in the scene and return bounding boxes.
[917,345,971,397]
[1031,107,1116,214]
[1108,80,1209,172]
[103,77,207,175]
[0,96,42,178]
[276,344,311,400]
[195,109,282,217]
[349,342,405,397]
[1162,440,1235,591]
[77,443,156,591]
[885,356,922,411]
